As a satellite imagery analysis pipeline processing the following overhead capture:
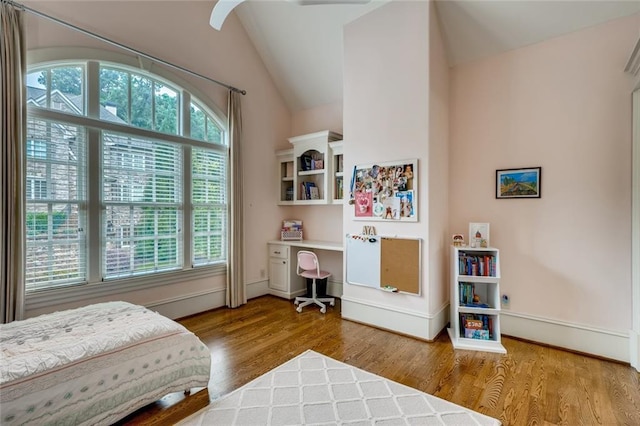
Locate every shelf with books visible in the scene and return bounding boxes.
[329,140,344,204]
[447,245,506,354]
[277,149,294,205]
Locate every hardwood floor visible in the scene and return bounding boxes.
[129,295,640,425]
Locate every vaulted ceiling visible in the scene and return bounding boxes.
[223,0,640,112]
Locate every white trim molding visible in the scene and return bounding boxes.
[502,311,630,362]
[247,279,270,299]
[148,288,226,319]
[341,295,448,341]
[631,89,640,371]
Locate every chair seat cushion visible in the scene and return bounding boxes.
[300,270,331,279]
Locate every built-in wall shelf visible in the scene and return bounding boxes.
[276,131,343,205]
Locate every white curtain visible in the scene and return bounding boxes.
[0,0,26,323]
[226,89,246,308]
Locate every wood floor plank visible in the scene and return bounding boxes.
[124,296,640,425]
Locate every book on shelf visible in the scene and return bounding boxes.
[458,282,491,308]
[300,181,318,200]
[309,186,320,200]
[464,318,489,340]
[465,328,490,340]
[458,253,496,276]
[459,313,494,340]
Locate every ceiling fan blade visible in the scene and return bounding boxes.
[293,0,372,4]
[210,0,373,31]
[210,0,247,30]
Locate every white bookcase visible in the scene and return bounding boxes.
[447,245,506,354]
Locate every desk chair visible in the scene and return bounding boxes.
[294,250,335,313]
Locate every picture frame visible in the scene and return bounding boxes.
[496,167,541,199]
[469,223,490,248]
[351,159,418,222]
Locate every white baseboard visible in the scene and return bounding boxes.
[631,329,639,371]
[148,288,226,319]
[267,280,344,301]
[501,311,630,362]
[328,280,343,298]
[247,279,270,299]
[341,296,447,341]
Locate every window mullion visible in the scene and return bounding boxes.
[86,61,102,283]
[87,128,102,283]
[47,202,54,278]
[154,209,159,269]
[183,146,192,268]
[127,73,132,124]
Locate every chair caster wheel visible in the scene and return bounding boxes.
[294,300,299,305]
[330,301,335,307]
[320,307,326,314]
[296,307,302,313]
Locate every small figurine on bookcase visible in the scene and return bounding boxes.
[452,234,465,247]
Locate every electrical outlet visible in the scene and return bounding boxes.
[501,294,510,309]
[260,269,266,279]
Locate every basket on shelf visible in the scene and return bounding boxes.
[281,230,303,241]
[281,219,303,241]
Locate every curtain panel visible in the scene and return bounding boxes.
[0,0,26,323]
[226,89,246,308]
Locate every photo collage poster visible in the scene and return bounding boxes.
[352,159,417,221]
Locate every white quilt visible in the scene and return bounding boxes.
[0,301,211,425]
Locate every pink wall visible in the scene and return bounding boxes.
[449,14,639,331]
[288,102,344,246]
[343,0,431,314]
[23,1,291,310]
[291,102,343,137]
[428,1,450,315]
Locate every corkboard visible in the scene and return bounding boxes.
[380,237,420,294]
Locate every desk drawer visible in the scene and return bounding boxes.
[268,244,289,259]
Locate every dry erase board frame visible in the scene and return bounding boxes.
[351,158,418,222]
[346,234,421,295]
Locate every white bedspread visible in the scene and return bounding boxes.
[0,301,211,425]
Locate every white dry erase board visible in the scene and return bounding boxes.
[346,234,421,295]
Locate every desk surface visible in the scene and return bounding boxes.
[268,239,343,252]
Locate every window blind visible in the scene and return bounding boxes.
[192,148,227,266]
[102,132,183,278]
[25,116,87,291]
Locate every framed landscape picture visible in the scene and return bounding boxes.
[496,167,541,199]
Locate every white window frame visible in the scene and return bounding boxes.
[24,53,229,310]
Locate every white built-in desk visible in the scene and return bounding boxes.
[267,240,344,299]
[268,239,343,252]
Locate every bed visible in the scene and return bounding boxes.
[0,301,211,425]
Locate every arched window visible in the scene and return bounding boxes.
[25,60,227,292]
